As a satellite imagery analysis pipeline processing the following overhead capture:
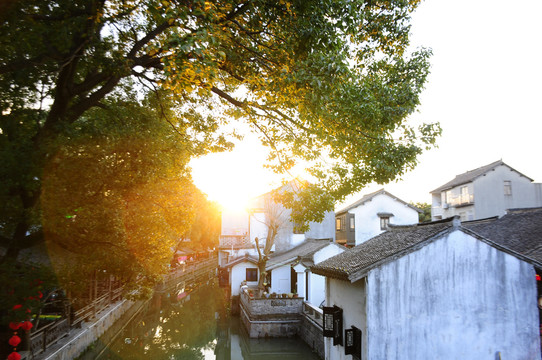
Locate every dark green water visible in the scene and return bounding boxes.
[97,281,321,359]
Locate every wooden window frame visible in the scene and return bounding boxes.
[246,268,258,282]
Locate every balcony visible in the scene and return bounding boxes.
[219,234,253,250]
[448,193,474,208]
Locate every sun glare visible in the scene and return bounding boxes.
[217,192,250,212]
[190,134,314,212]
[190,139,279,211]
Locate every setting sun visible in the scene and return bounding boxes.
[190,139,278,211]
[190,137,311,212]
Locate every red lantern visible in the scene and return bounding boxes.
[21,320,33,331]
[536,274,541,281]
[9,322,21,330]
[7,352,21,360]
[8,335,21,347]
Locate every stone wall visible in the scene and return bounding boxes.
[34,299,145,360]
[299,314,324,359]
[239,292,303,338]
[298,302,324,359]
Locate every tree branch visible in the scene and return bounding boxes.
[210,86,246,108]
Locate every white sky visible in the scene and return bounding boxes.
[191,0,542,210]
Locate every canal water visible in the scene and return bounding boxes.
[95,280,321,359]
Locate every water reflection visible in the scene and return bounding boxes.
[99,281,320,359]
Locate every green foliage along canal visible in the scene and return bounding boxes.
[93,280,321,359]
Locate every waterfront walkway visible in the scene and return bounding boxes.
[26,255,218,360]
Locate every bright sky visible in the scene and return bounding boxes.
[190,0,542,211]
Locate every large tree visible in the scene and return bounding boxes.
[39,93,207,294]
[0,0,440,265]
[183,189,222,251]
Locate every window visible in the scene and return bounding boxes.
[504,180,512,195]
[246,268,258,282]
[460,186,469,204]
[380,217,389,230]
[336,218,342,231]
[349,217,355,230]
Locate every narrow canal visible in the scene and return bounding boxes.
[94,280,321,359]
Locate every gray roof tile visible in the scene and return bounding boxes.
[464,207,542,264]
[313,208,542,282]
[336,188,421,214]
[311,219,455,281]
[266,239,338,270]
[430,160,533,193]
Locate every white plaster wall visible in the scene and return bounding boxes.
[270,265,291,294]
[295,269,306,299]
[249,210,296,252]
[308,272,325,306]
[250,208,335,253]
[223,248,259,262]
[306,244,346,306]
[221,209,248,235]
[473,164,541,219]
[366,230,540,360]
[230,261,259,296]
[249,212,269,243]
[351,194,419,245]
[313,244,344,264]
[325,278,367,360]
[305,210,336,240]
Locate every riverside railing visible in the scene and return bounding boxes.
[26,255,217,357]
[162,255,217,290]
[302,301,323,329]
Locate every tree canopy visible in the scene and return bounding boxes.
[411,201,432,222]
[0,0,440,286]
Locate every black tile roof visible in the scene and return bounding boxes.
[311,219,456,281]
[223,254,259,268]
[313,208,542,282]
[463,207,542,265]
[430,160,533,193]
[266,239,340,270]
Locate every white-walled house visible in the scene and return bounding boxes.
[335,189,421,247]
[312,216,542,360]
[431,160,542,221]
[222,254,260,297]
[248,182,336,252]
[218,180,336,298]
[264,239,345,307]
[218,209,253,267]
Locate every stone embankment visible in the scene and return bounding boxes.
[31,299,144,360]
[239,289,324,359]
